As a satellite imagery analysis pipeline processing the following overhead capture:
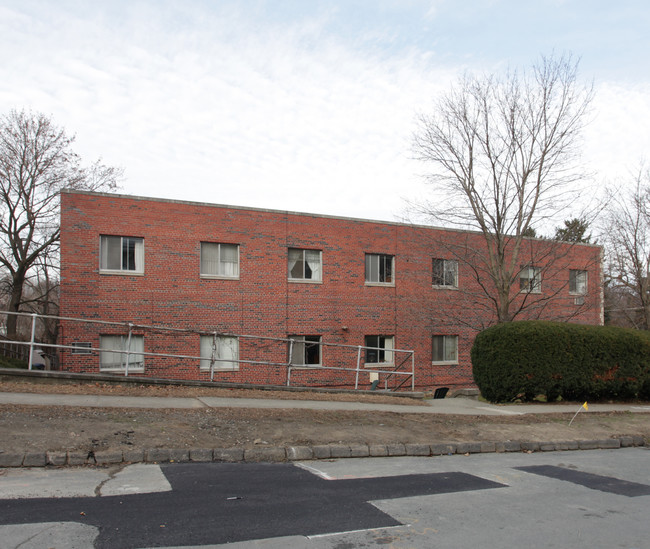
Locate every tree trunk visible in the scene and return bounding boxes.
[5,271,25,339]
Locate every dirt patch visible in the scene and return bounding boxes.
[1,380,649,455]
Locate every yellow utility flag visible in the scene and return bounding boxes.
[569,401,589,426]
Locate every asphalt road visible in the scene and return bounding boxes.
[1,448,649,548]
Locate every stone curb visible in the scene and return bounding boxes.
[0,436,645,468]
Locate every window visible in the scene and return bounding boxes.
[288,335,321,366]
[569,270,588,295]
[519,266,541,293]
[432,259,458,287]
[364,335,394,365]
[432,335,458,363]
[99,335,144,371]
[365,254,394,284]
[200,335,239,370]
[201,243,239,278]
[288,248,322,281]
[71,342,92,355]
[100,236,144,273]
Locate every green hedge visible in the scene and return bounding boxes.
[471,321,650,403]
[0,356,28,369]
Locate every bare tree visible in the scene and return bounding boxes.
[602,168,650,330]
[0,109,121,339]
[412,54,594,323]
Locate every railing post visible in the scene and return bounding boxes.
[286,339,294,387]
[355,345,362,390]
[209,333,218,382]
[411,351,415,391]
[124,323,133,376]
[28,313,37,370]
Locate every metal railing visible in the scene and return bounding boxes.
[0,310,415,391]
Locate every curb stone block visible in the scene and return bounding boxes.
[431,443,456,456]
[520,442,540,452]
[479,442,496,453]
[22,452,46,467]
[329,445,351,458]
[539,442,557,452]
[244,447,286,462]
[0,453,24,467]
[597,439,621,449]
[368,445,388,457]
[311,446,331,459]
[456,442,481,454]
[405,443,430,456]
[578,440,598,450]
[214,448,244,462]
[46,452,67,466]
[67,451,91,466]
[95,451,123,465]
[189,449,213,462]
[145,449,171,463]
[565,441,579,450]
[632,436,645,447]
[386,444,406,456]
[286,446,313,461]
[619,436,634,448]
[168,449,190,462]
[122,449,144,463]
[503,441,521,452]
[350,444,370,458]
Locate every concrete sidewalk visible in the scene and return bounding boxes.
[2,390,650,416]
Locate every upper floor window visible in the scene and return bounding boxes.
[200,335,239,371]
[365,254,394,284]
[569,269,588,295]
[364,335,394,365]
[288,248,322,281]
[288,335,321,366]
[99,334,144,371]
[100,236,144,274]
[432,335,458,363]
[201,242,239,278]
[432,258,458,287]
[519,265,541,293]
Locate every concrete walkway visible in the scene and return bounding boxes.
[1,391,650,416]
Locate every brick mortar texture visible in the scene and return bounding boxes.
[59,191,603,390]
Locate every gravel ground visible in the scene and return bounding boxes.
[1,379,649,455]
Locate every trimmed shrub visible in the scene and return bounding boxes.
[471,321,650,403]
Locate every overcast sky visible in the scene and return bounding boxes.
[1,0,649,223]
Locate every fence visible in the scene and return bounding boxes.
[0,310,415,392]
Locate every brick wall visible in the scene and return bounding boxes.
[59,190,603,391]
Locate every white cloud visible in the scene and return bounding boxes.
[1,0,649,223]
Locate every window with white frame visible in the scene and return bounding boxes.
[365,254,394,284]
[288,248,322,281]
[519,265,541,293]
[432,258,458,287]
[288,335,321,366]
[200,335,239,371]
[200,242,239,278]
[569,269,588,295]
[432,335,458,363]
[364,335,394,365]
[99,335,144,371]
[100,236,144,273]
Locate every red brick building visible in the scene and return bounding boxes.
[58,190,603,391]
